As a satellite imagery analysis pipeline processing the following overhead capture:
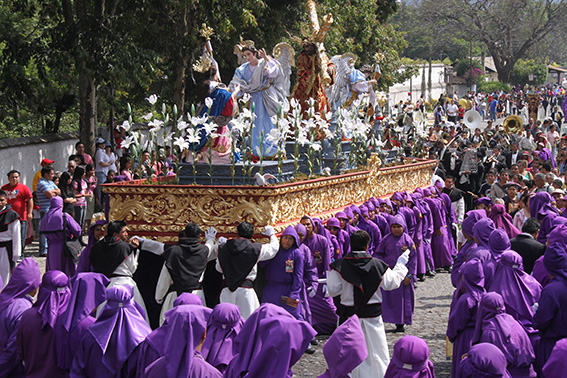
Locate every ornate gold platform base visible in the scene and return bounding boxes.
[103,154,436,242]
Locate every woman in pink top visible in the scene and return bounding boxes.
[120,156,133,181]
[547,123,560,158]
[72,167,92,230]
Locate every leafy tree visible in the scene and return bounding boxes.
[510,59,548,87]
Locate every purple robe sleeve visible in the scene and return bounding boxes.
[533,287,557,332]
[64,213,82,238]
[405,235,417,276]
[447,295,475,343]
[302,246,318,293]
[375,237,386,260]
[290,250,304,301]
[320,237,332,277]
[0,301,30,375]
[69,338,88,378]
[329,235,341,260]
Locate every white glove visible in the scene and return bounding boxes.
[217,236,227,245]
[452,223,458,231]
[205,227,217,241]
[397,250,410,266]
[262,225,275,237]
[308,287,316,298]
[424,238,431,245]
[324,284,330,298]
[532,302,539,313]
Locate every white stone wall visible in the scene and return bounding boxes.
[0,135,78,188]
[387,63,448,105]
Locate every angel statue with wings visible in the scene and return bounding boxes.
[229,41,294,158]
[328,53,378,111]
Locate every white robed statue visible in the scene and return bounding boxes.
[230,41,294,157]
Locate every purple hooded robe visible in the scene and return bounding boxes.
[452,210,486,287]
[542,338,567,378]
[224,315,316,378]
[143,305,220,378]
[447,259,486,378]
[40,196,82,276]
[489,204,521,239]
[0,258,41,377]
[377,215,416,325]
[471,292,536,378]
[407,194,426,277]
[302,216,337,334]
[77,219,108,273]
[16,270,71,378]
[317,314,367,378]
[533,243,567,375]
[456,343,512,378]
[334,212,352,255]
[54,272,110,372]
[529,192,559,244]
[423,194,453,269]
[491,251,542,345]
[201,303,244,373]
[70,285,151,377]
[469,218,497,288]
[351,205,382,257]
[294,223,318,324]
[384,335,435,378]
[488,228,512,262]
[260,226,304,319]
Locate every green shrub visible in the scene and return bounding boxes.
[477,81,511,93]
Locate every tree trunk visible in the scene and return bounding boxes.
[421,64,426,99]
[428,60,432,101]
[172,55,189,115]
[78,73,97,157]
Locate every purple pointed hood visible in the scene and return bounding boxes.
[61,272,109,333]
[488,204,521,239]
[327,217,340,228]
[385,335,435,377]
[40,196,65,232]
[389,214,408,231]
[226,315,316,378]
[547,224,567,247]
[491,251,542,323]
[458,343,511,378]
[294,223,307,237]
[365,201,375,212]
[33,270,71,329]
[462,210,487,238]
[88,285,152,374]
[173,292,204,307]
[201,303,244,371]
[318,315,367,378]
[488,229,511,259]
[162,304,211,378]
[473,218,496,248]
[0,257,41,313]
[475,197,494,207]
[529,191,559,219]
[344,206,354,220]
[472,292,506,344]
[544,243,567,282]
[457,259,486,302]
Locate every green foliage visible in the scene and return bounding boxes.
[455,59,482,77]
[477,81,511,94]
[510,60,548,87]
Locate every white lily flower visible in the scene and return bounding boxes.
[141,112,153,121]
[241,108,254,120]
[162,103,166,114]
[191,115,208,126]
[177,121,188,131]
[205,97,213,109]
[296,131,310,146]
[164,132,174,143]
[121,135,136,150]
[148,119,164,133]
[120,120,131,132]
[186,129,201,144]
[311,142,322,151]
[173,136,188,151]
[146,94,158,105]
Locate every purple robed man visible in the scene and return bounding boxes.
[407,194,426,279]
[40,196,82,277]
[260,225,305,319]
[313,218,336,255]
[301,216,337,334]
[351,205,382,256]
[439,192,458,252]
[335,212,352,253]
[224,314,316,378]
[456,343,512,378]
[529,192,559,244]
[136,295,210,375]
[16,270,71,378]
[294,223,318,324]
[143,305,220,378]
[533,242,567,375]
[70,285,151,377]
[488,228,511,263]
[201,303,244,373]
[384,335,435,378]
[326,217,347,258]
[423,192,452,270]
[0,257,41,377]
[471,292,536,377]
[317,315,367,378]
[490,251,542,344]
[447,259,485,378]
[469,218,496,288]
[531,224,567,288]
[452,210,486,287]
[54,273,110,372]
[376,214,416,328]
[542,338,567,378]
[489,204,521,239]
[417,191,435,275]
[77,220,108,273]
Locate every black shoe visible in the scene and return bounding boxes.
[426,270,436,277]
[444,265,453,273]
[39,253,47,257]
[310,339,319,346]
[394,324,405,333]
[417,274,426,282]
[305,346,316,354]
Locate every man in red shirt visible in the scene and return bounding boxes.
[2,170,33,252]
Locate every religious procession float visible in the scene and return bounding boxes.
[103,1,435,241]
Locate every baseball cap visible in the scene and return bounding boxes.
[41,158,55,166]
[96,137,106,144]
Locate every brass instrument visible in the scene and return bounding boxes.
[503,115,523,135]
